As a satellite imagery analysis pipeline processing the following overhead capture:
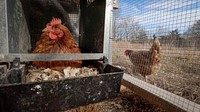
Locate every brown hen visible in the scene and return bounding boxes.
[32,18,82,72]
[125,38,161,81]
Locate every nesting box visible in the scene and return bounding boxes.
[0,0,123,111]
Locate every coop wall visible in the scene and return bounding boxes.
[0,0,8,53]
[7,0,31,53]
[0,0,107,55]
[79,0,106,53]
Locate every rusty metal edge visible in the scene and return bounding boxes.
[0,53,104,62]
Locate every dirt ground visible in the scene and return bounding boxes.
[66,86,165,112]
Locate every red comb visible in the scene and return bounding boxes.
[50,18,62,26]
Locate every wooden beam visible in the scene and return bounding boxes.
[113,0,118,9]
[122,73,200,112]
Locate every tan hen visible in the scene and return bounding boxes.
[125,38,161,81]
[32,18,82,72]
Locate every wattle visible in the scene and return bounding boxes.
[58,31,64,38]
[49,32,58,40]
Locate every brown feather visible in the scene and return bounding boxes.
[32,19,82,72]
[125,38,161,79]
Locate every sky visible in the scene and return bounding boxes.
[115,0,200,37]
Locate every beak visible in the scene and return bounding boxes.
[42,28,49,32]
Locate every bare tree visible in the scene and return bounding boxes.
[129,22,148,43]
[166,29,184,47]
[122,19,130,41]
[183,20,200,40]
[113,9,121,41]
[114,18,132,41]
[113,13,148,42]
[183,20,200,49]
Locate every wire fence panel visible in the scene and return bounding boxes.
[112,0,200,109]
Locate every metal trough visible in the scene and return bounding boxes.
[0,62,123,112]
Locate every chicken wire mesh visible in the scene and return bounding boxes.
[112,0,200,111]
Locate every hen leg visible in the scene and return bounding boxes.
[145,76,148,82]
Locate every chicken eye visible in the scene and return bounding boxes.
[52,26,59,30]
